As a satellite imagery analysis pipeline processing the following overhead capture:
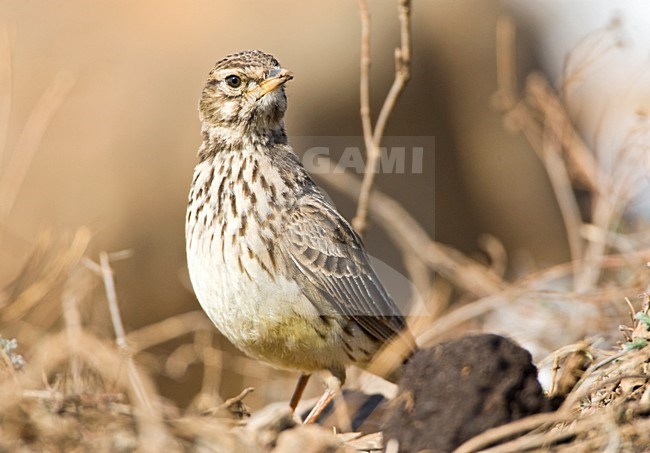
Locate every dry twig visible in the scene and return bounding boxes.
[494,16,637,295]
[319,168,507,299]
[94,251,172,448]
[353,0,412,235]
[126,310,212,353]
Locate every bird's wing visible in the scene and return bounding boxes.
[280,193,406,343]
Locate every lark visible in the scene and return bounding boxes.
[186,50,415,423]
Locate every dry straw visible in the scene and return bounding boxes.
[1,5,650,453]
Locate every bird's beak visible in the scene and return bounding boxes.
[256,68,293,98]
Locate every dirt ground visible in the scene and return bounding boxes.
[1,243,650,453]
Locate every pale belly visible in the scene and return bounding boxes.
[186,242,351,374]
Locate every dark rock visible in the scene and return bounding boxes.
[382,334,550,452]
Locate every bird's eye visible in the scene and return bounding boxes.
[225,75,242,88]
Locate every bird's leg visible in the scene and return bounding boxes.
[289,374,311,414]
[302,374,341,425]
[303,388,336,425]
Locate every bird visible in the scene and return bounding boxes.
[185,50,415,423]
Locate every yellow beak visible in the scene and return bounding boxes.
[257,68,294,97]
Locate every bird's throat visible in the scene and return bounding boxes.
[199,122,287,161]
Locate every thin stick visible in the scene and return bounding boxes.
[372,0,411,145]
[353,0,412,235]
[526,73,601,192]
[96,252,171,447]
[319,168,506,297]
[218,387,254,411]
[354,0,378,235]
[495,17,586,275]
[97,252,148,406]
[358,0,374,158]
[575,192,615,292]
[126,310,212,353]
[541,124,584,278]
[470,419,594,453]
[99,251,128,350]
[453,411,573,453]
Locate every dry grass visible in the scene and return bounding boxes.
[0,7,650,453]
[450,17,650,453]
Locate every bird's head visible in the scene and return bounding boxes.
[199,50,293,143]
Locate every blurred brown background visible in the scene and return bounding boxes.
[1,0,602,408]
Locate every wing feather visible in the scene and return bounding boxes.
[280,194,406,343]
